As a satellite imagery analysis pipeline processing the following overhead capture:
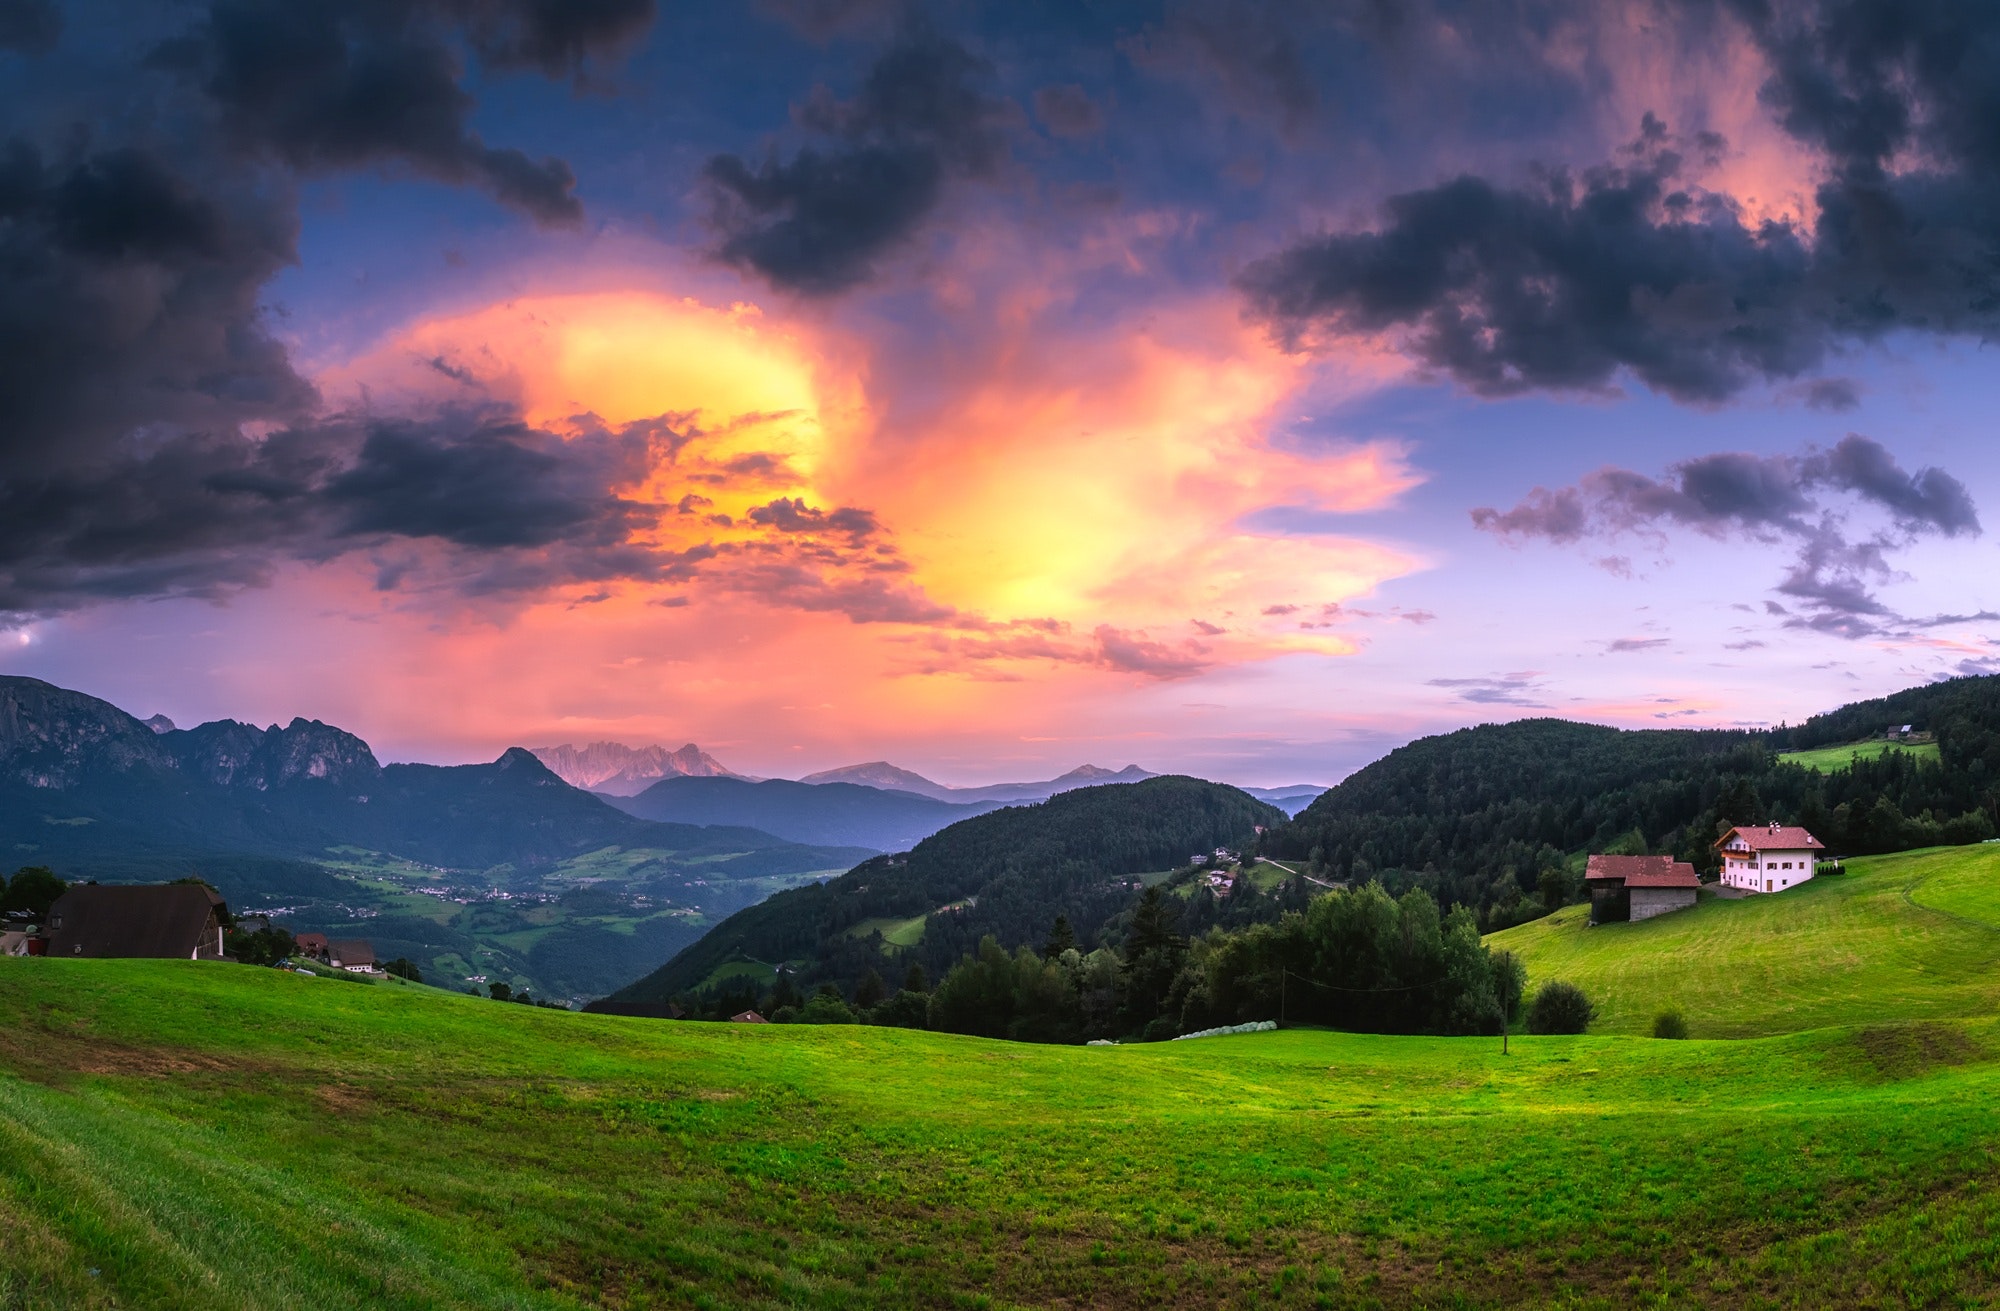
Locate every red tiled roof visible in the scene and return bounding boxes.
[1715,825,1824,852]
[1584,854,1701,888]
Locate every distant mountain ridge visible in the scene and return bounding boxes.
[0,676,864,886]
[800,760,1157,804]
[530,741,749,795]
[609,776,1001,852]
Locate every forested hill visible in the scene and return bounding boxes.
[603,776,1283,1004]
[1261,673,2000,929]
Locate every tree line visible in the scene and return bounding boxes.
[678,880,1530,1044]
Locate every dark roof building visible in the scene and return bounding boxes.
[43,884,229,960]
[328,940,376,970]
[294,932,329,958]
[729,1010,769,1024]
[1585,854,1701,924]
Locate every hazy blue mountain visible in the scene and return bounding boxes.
[796,760,1158,804]
[607,775,1000,851]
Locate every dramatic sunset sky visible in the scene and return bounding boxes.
[4,0,1999,784]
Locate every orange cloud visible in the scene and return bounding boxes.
[323,284,1427,702]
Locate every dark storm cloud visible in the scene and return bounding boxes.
[746,497,881,539]
[703,25,1011,293]
[0,0,662,615]
[0,412,685,615]
[154,0,652,226]
[1472,435,1981,636]
[0,0,58,51]
[1242,0,2000,402]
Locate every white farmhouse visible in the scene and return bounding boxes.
[1716,822,1825,893]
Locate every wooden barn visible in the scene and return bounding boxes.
[1585,854,1700,924]
[41,884,229,960]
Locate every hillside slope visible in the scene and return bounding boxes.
[607,775,1001,852]
[1262,678,2000,928]
[7,959,2000,1308]
[1491,845,2000,1036]
[608,776,1283,1003]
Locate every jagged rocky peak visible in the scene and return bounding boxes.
[144,714,177,734]
[0,675,176,788]
[530,740,745,794]
[166,716,382,791]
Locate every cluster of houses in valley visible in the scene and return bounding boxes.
[1585,822,1827,923]
[0,881,377,971]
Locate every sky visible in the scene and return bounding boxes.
[3,0,2000,786]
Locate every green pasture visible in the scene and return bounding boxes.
[7,959,2000,1308]
[842,914,927,947]
[1493,845,2000,1036]
[1776,739,1940,772]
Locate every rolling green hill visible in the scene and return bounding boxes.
[1259,674,2000,930]
[1491,844,2000,1035]
[606,776,1284,1005]
[8,957,2000,1307]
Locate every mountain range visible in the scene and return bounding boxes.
[0,676,870,1000]
[530,741,748,795]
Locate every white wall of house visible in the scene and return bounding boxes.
[1719,845,1817,894]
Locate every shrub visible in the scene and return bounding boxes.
[1652,1009,1688,1039]
[1526,981,1596,1034]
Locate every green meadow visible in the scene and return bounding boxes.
[1775,739,1941,772]
[1493,843,2000,1036]
[6,848,2000,1308]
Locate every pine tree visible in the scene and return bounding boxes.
[1042,914,1076,958]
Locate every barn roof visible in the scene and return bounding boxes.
[328,939,375,966]
[43,884,227,959]
[1584,854,1701,888]
[1716,824,1824,851]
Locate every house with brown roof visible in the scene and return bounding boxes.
[41,884,229,960]
[294,932,329,960]
[729,1010,769,1024]
[327,939,377,972]
[1585,854,1701,923]
[1716,822,1825,894]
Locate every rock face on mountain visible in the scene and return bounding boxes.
[531,741,746,795]
[0,677,177,788]
[167,718,383,791]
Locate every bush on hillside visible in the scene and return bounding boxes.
[1527,981,1596,1035]
[1652,1009,1688,1039]
[796,988,857,1025]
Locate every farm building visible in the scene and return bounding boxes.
[294,932,329,960]
[327,940,377,972]
[1585,855,1700,923]
[1716,823,1824,894]
[41,884,229,959]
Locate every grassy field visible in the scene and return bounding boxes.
[9,848,2000,1307]
[1492,844,2000,1036]
[7,959,2000,1308]
[1776,739,1940,772]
